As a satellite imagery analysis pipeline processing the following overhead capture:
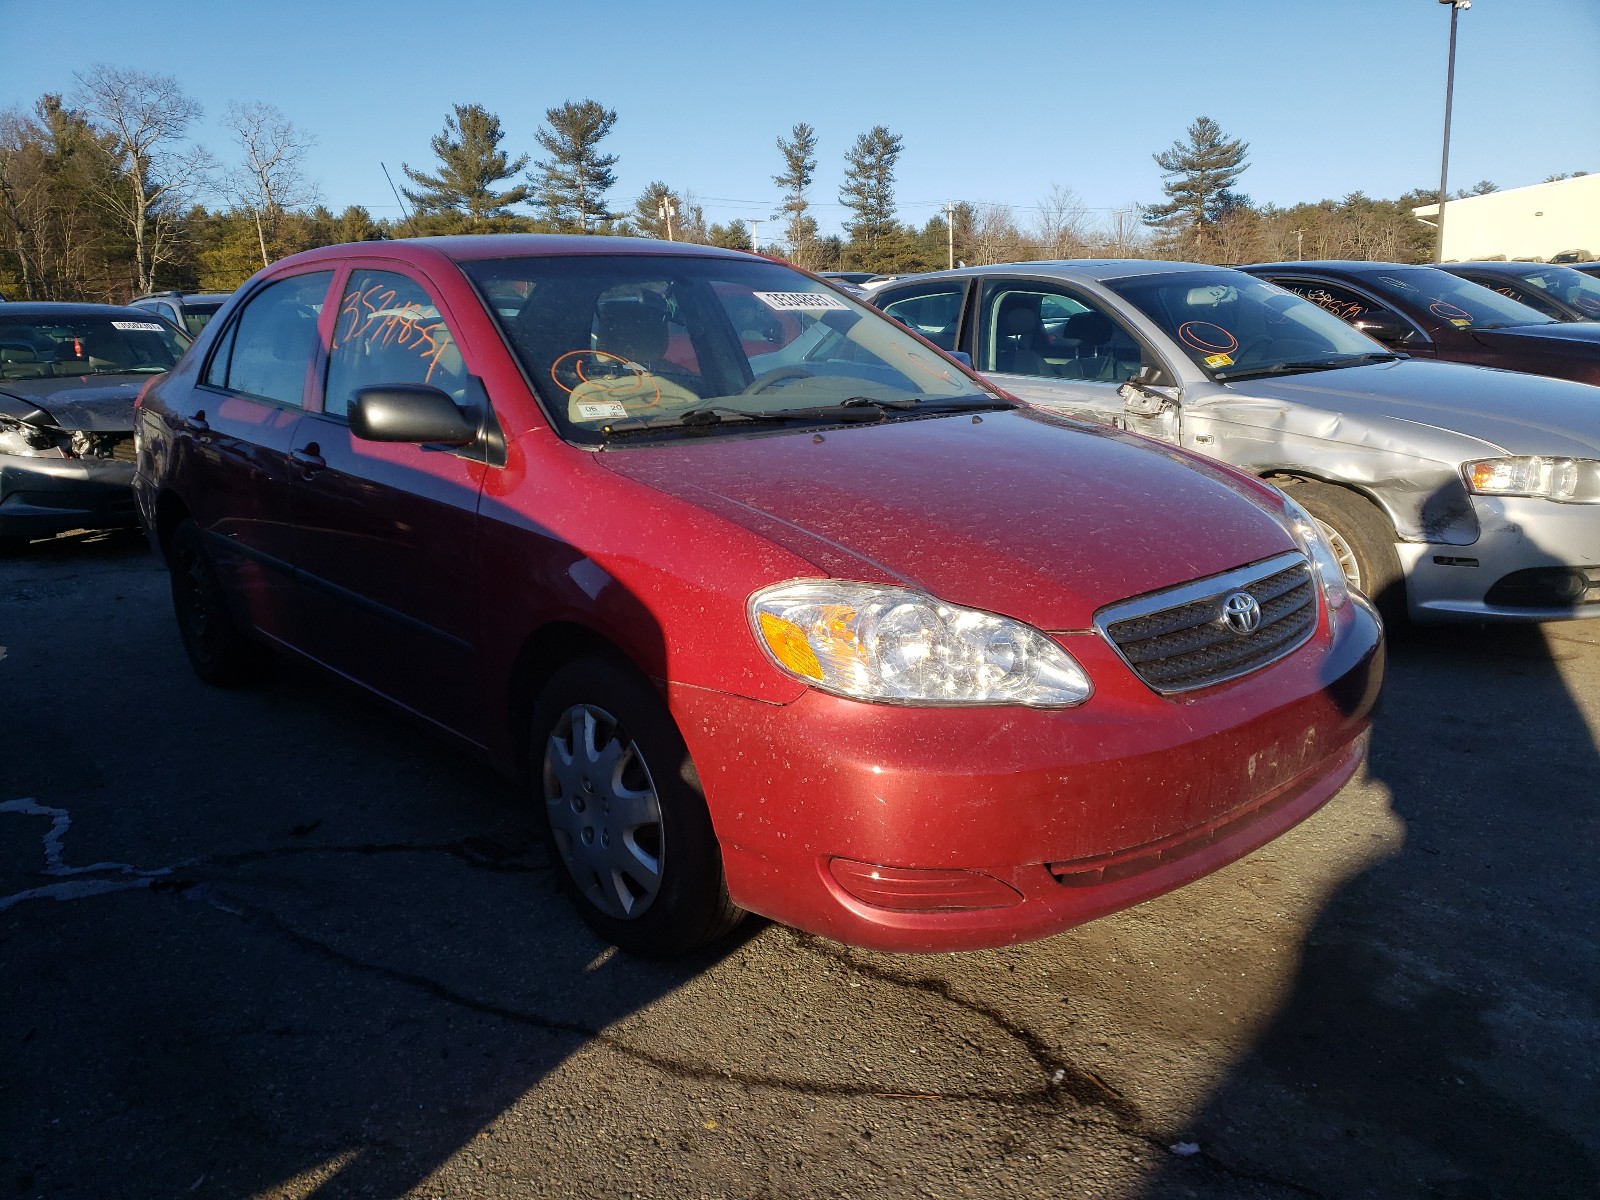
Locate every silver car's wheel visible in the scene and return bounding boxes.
[543,703,665,920]
[1315,517,1363,591]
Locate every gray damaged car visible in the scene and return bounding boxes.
[1,303,189,551]
[872,262,1600,622]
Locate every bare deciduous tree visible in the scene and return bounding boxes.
[1032,184,1091,259]
[224,101,318,268]
[73,65,213,293]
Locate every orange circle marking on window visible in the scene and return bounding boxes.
[1177,321,1239,354]
[549,349,661,408]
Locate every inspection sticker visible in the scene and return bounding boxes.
[1204,353,1234,368]
[753,291,849,312]
[576,400,628,420]
[111,321,165,332]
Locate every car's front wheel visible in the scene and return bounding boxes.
[168,518,267,686]
[530,654,743,957]
[1286,479,1405,622]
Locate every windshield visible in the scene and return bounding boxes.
[1496,265,1600,320]
[1359,266,1556,329]
[462,254,994,443]
[1105,269,1388,379]
[0,312,189,379]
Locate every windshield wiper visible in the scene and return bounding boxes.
[1213,352,1399,382]
[598,395,1014,439]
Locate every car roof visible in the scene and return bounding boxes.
[875,259,1241,288]
[271,233,761,272]
[0,301,173,318]
[1447,261,1561,274]
[1241,261,1420,274]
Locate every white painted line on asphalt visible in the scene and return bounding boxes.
[0,797,173,912]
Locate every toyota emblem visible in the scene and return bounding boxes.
[1221,591,1262,635]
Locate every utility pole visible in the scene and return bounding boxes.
[657,196,677,241]
[1435,0,1471,263]
[946,201,955,270]
[750,219,761,250]
[1292,227,1304,259]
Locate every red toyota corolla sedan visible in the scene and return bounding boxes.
[133,236,1383,955]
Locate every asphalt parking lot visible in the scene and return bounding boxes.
[2,532,1597,1200]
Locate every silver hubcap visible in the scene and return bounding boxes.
[1316,517,1363,591]
[543,704,664,921]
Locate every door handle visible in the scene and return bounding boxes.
[290,445,326,474]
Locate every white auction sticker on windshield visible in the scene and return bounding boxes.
[576,400,628,420]
[112,320,165,331]
[752,291,850,312]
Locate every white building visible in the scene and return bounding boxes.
[1412,174,1599,262]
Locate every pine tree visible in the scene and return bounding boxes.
[1143,116,1250,247]
[839,126,903,261]
[401,104,529,231]
[632,181,690,241]
[773,122,819,267]
[531,99,618,233]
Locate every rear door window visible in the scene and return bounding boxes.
[204,271,333,406]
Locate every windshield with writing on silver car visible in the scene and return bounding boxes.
[1105,269,1397,383]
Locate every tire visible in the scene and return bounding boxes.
[168,519,268,686]
[530,654,744,957]
[1283,479,1406,623]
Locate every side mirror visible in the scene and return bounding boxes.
[1118,366,1174,416]
[1352,312,1414,348]
[350,384,477,446]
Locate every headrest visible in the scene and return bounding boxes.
[596,297,670,364]
[0,343,38,362]
[1062,311,1114,345]
[996,295,1041,337]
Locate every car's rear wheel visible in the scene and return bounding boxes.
[530,654,743,957]
[168,519,267,686]
[1284,479,1405,623]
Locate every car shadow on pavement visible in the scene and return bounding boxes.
[0,530,763,1198]
[1142,615,1600,1198]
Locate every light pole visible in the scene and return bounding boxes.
[1435,0,1471,263]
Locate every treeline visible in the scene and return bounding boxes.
[3,71,1572,304]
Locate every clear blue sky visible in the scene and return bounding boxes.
[3,0,1596,237]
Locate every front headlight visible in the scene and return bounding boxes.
[0,416,65,458]
[1464,456,1600,503]
[750,581,1092,707]
[1279,497,1351,616]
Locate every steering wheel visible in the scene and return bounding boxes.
[739,366,812,395]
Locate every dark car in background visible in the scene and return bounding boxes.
[1240,261,1600,387]
[129,290,229,338]
[0,303,189,551]
[1441,261,1600,323]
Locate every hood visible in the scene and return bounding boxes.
[1220,358,1600,457]
[597,409,1295,631]
[0,375,147,432]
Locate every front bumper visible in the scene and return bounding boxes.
[0,454,138,540]
[1401,496,1600,621]
[669,597,1383,953]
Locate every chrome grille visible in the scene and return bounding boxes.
[1097,552,1318,694]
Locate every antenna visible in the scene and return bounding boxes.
[380,162,413,230]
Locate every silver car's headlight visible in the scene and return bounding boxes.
[1464,456,1600,503]
[1279,497,1351,617]
[750,581,1092,707]
[0,416,64,458]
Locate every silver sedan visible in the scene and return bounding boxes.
[872,261,1600,622]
